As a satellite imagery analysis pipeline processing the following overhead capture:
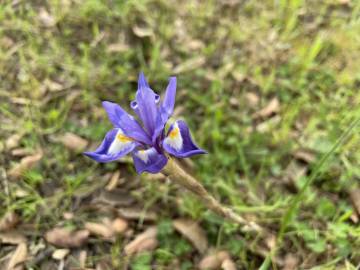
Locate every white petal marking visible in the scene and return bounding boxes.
[136,149,150,163]
[164,122,183,151]
[108,129,133,155]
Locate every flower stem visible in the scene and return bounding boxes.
[162,157,262,232]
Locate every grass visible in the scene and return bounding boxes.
[1,0,360,269]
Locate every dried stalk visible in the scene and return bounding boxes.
[162,157,262,232]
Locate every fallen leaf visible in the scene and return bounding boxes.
[5,134,23,149]
[221,258,237,270]
[105,171,121,191]
[11,148,33,157]
[111,218,128,234]
[173,219,208,253]
[96,189,135,207]
[132,25,153,38]
[7,242,27,270]
[45,228,89,248]
[78,250,87,269]
[198,251,230,270]
[265,234,276,250]
[252,98,280,119]
[116,207,158,221]
[52,249,70,260]
[85,221,114,239]
[63,212,74,220]
[255,115,281,133]
[245,92,260,107]
[282,254,299,270]
[0,231,27,244]
[58,133,88,152]
[292,149,316,164]
[124,227,158,255]
[0,212,19,231]
[8,152,43,179]
[43,79,64,92]
[38,7,55,27]
[350,189,360,216]
[107,43,129,53]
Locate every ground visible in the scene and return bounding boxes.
[1,0,360,269]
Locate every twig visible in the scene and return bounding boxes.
[162,157,263,232]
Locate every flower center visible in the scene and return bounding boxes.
[168,126,180,139]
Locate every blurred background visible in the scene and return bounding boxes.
[1,0,360,269]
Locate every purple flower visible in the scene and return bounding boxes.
[84,73,206,174]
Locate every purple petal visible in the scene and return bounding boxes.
[132,147,168,174]
[84,128,138,162]
[152,77,177,142]
[138,72,149,90]
[162,77,177,117]
[135,73,158,135]
[102,101,151,145]
[163,120,206,158]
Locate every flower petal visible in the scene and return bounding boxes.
[102,101,151,145]
[84,128,138,162]
[132,147,168,174]
[163,120,206,158]
[138,71,149,90]
[153,77,177,142]
[162,77,177,117]
[135,73,158,135]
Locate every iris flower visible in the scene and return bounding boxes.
[84,73,206,174]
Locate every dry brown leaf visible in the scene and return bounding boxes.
[173,219,208,253]
[105,171,121,191]
[7,243,27,270]
[85,221,114,239]
[198,251,230,270]
[252,98,280,119]
[124,226,158,255]
[245,92,260,107]
[282,254,299,270]
[350,189,360,216]
[8,152,43,179]
[58,132,88,152]
[111,218,128,234]
[11,148,33,157]
[78,250,87,269]
[132,25,153,37]
[38,7,55,27]
[0,231,27,244]
[43,79,64,92]
[107,43,129,53]
[0,212,19,231]
[5,134,23,149]
[221,258,237,270]
[45,228,89,248]
[292,149,316,164]
[52,249,70,260]
[116,207,157,221]
[96,189,135,207]
[350,212,359,223]
[63,212,74,220]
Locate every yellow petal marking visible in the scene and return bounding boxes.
[168,126,180,139]
[116,133,133,143]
